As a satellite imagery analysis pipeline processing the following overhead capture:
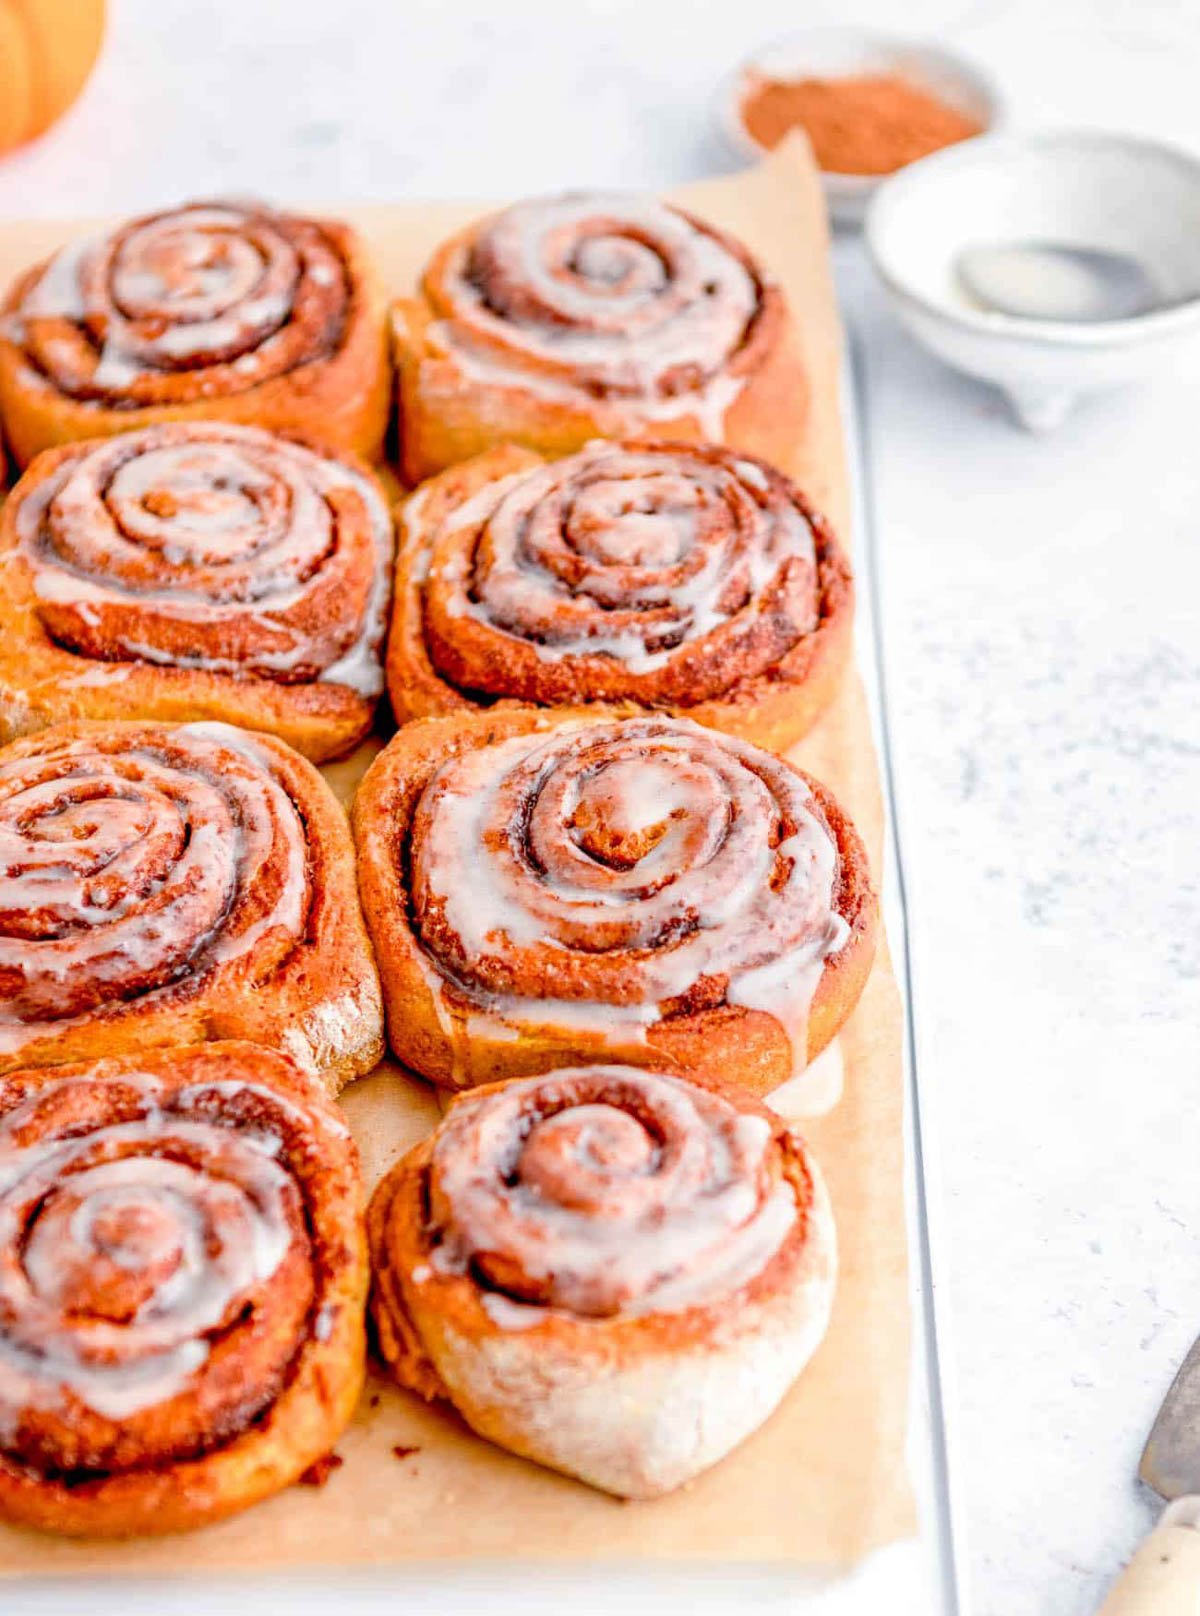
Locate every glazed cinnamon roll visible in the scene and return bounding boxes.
[0,1041,366,1537]
[369,1064,834,1498]
[353,709,875,1094]
[0,201,390,467]
[391,440,851,751]
[0,720,383,1087]
[393,192,806,482]
[0,423,394,762]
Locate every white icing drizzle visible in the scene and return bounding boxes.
[733,458,770,493]
[426,192,769,434]
[10,202,350,404]
[0,1072,302,1426]
[406,925,656,1089]
[58,663,134,689]
[479,1293,544,1330]
[177,1074,351,1141]
[430,324,749,441]
[0,724,308,1044]
[409,717,848,1073]
[415,439,818,698]
[15,235,95,321]
[17,422,391,696]
[765,1036,845,1117]
[402,470,529,587]
[316,465,395,697]
[425,1066,797,1321]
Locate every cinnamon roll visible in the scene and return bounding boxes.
[0,1041,366,1537]
[391,440,852,751]
[0,720,383,1088]
[0,423,394,762]
[393,192,806,482]
[0,201,390,468]
[352,708,875,1094]
[369,1064,834,1498]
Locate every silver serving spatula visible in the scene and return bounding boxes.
[1097,1333,1200,1611]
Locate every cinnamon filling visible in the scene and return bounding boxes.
[405,716,850,1070]
[422,1067,798,1318]
[0,1063,329,1478]
[10,202,353,407]
[0,724,311,1032]
[411,440,839,709]
[16,422,390,693]
[426,193,777,407]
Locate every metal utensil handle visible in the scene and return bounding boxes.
[1098,1497,1200,1613]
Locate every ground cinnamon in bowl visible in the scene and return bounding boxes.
[741,71,984,175]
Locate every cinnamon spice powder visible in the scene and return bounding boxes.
[741,71,983,175]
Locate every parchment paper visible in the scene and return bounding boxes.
[0,138,915,1574]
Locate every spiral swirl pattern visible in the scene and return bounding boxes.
[0,724,308,1030]
[13,203,353,407]
[0,1048,351,1479]
[425,1066,797,1318]
[428,193,773,400]
[412,440,829,707]
[15,422,390,689]
[410,715,848,1026]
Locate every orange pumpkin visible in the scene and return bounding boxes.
[0,0,105,155]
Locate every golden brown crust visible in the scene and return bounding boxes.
[370,1068,820,1359]
[0,204,390,468]
[0,720,383,1090]
[352,707,876,1096]
[0,1041,367,1538]
[387,440,852,752]
[0,424,394,764]
[393,195,808,483]
[367,1065,835,1497]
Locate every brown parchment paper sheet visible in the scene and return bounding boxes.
[0,137,915,1575]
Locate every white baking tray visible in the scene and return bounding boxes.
[4,337,964,1616]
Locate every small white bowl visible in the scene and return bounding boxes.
[715,27,1002,227]
[865,129,1200,430]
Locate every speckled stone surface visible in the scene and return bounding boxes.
[2,3,1199,1613]
[847,248,1200,1616]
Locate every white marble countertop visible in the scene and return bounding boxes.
[2,3,1199,1613]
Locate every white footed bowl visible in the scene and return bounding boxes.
[865,129,1200,430]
